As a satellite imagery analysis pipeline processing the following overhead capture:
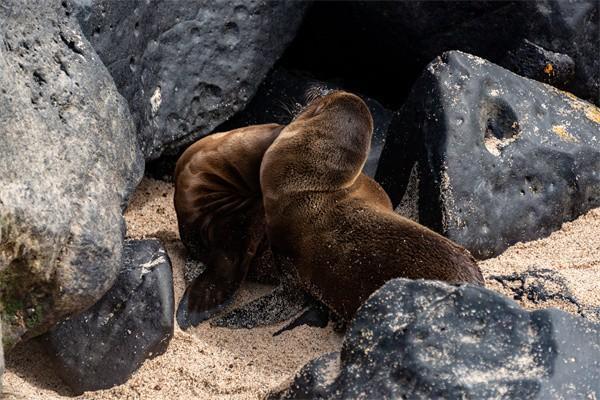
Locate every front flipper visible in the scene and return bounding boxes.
[272,301,330,336]
[210,282,307,329]
[177,253,248,330]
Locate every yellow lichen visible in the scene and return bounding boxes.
[544,63,554,75]
[552,125,578,143]
[584,105,600,124]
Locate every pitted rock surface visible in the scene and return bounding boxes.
[376,51,600,259]
[74,0,308,159]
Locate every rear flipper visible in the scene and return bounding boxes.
[210,282,308,329]
[177,254,248,330]
[273,301,330,336]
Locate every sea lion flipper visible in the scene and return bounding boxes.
[272,301,330,336]
[177,254,248,330]
[210,283,307,329]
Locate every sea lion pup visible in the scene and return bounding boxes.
[260,91,485,322]
[174,123,284,329]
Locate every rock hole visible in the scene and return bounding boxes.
[32,70,46,85]
[481,98,520,156]
[223,22,240,47]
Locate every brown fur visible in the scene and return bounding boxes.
[260,91,485,322]
[174,124,283,326]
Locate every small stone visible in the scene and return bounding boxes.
[42,239,175,394]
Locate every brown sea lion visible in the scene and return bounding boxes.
[174,123,283,329]
[260,91,485,322]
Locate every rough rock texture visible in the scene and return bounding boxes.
[42,239,174,394]
[219,68,393,177]
[353,0,599,104]
[0,1,143,349]
[74,0,308,159]
[376,51,600,259]
[271,279,600,399]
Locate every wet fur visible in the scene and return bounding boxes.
[260,91,485,322]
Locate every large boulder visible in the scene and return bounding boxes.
[352,0,599,105]
[74,0,309,159]
[43,239,174,394]
[271,279,600,399]
[376,51,600,259]
[0,1,143,349]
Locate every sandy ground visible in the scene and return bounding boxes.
[4,177,600,399]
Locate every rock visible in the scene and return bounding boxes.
[43,239,174,394]
[375,51,600,259]
[0,1,143,349]
[502,39,575,88]
[74,0,309,160]
[271,278,600,399]
[352,0,599,105]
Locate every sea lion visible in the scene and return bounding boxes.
[260,90,485,322]
[174,123,284,329]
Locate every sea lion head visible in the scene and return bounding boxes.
[261,91,373,195]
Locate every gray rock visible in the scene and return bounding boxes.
[74,0,309,159]
[271,279,600,399]
[376,51,600,259]
[0,1,143,349]
[43,239,174,394]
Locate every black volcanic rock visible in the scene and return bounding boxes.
[43,239,174,394]
[502,40,575,88]
[376,51,600,259]
[270,279,600,399]
[74,0,308,159]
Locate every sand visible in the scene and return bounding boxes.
[4,177,600,399]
